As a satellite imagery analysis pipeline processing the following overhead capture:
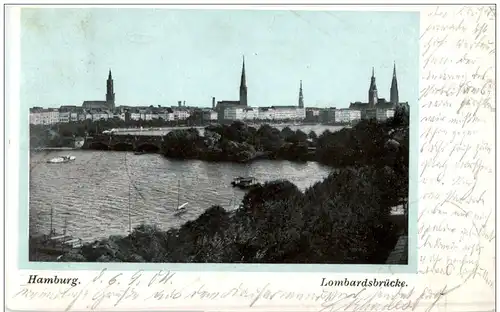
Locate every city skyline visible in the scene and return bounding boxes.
[21,8,419,109]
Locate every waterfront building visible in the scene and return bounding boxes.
[376,107,396,121]
[58,111,71,123]
[222,106,305,122]
[305,108,320,123]
[29,107,60,125]
[335,108,361,124]
[215,57,248,122]
[319,107,337,124]
[90,110,111,121]
[202,110,218,122]
[173,109,190,120]
[82,70,116,111]
[130,112,141,121]
[70,112,79,122]
[268,106,306,120]
[224,107,245,120]
[223,107,259,121]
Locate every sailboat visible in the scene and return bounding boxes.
[174,180,188,216]
[31,210,83,257]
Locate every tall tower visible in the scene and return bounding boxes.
[298,80,304,108]
[239,56,248,107]
[390,62,399,105]
[368,67,378,107]
[106,69,115,110]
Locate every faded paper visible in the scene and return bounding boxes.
[5,4,496,312]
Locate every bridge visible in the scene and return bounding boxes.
[82,134,165,152]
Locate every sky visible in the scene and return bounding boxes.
[20,8,419,109]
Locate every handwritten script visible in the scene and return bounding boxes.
[417,3,495,310]
[10,269,479,312]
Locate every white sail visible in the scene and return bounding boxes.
[177,202,188,210]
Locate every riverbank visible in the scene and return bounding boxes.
[29,119,341,149]
[160,118,408,168]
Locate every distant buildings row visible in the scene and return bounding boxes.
[29,106,197,125]
[29,57,408,126]
[29,104,400,126]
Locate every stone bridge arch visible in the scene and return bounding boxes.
[113,142,135,151]
[136,142,161,153]
[89,141,109,150]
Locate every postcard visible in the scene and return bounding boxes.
[4,3,495,312]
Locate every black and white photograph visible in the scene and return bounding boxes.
[27,7,415,264]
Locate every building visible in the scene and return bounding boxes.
[269,106,306,120]
[58,111,71,123]
[335,108,361,124]
[376,107,396,121]
[91,111,110,121]
[349,64,408,121]
[82,70,116,111]
[172,108,190,120]
[305,108,320,122]
[215,57,248,122]
[202,109,218,122]
[222,106,305,122]
[70,112,79,122]
[319,107,336,124]
[29,107,60,125]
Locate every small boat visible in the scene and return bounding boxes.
[46,155,76,164]
[231,176,259,189]
[173,180,188,216]
[30,214,83,257]
[134,151,146,155]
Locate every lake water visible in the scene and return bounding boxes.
[29,150,333,242]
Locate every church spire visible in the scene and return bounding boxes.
[390,62,399,105]
[298,80,304,108]
[239,56,247,106]
[240,56,246,88]
[368,67,378,107]
[106,69,115,109]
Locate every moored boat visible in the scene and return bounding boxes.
[47,155,76,164]
[231,176,260,189]
[30,213,82,258]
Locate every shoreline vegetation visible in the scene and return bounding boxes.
[30,108,409,263]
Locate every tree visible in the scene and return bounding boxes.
[308,131,317,141]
